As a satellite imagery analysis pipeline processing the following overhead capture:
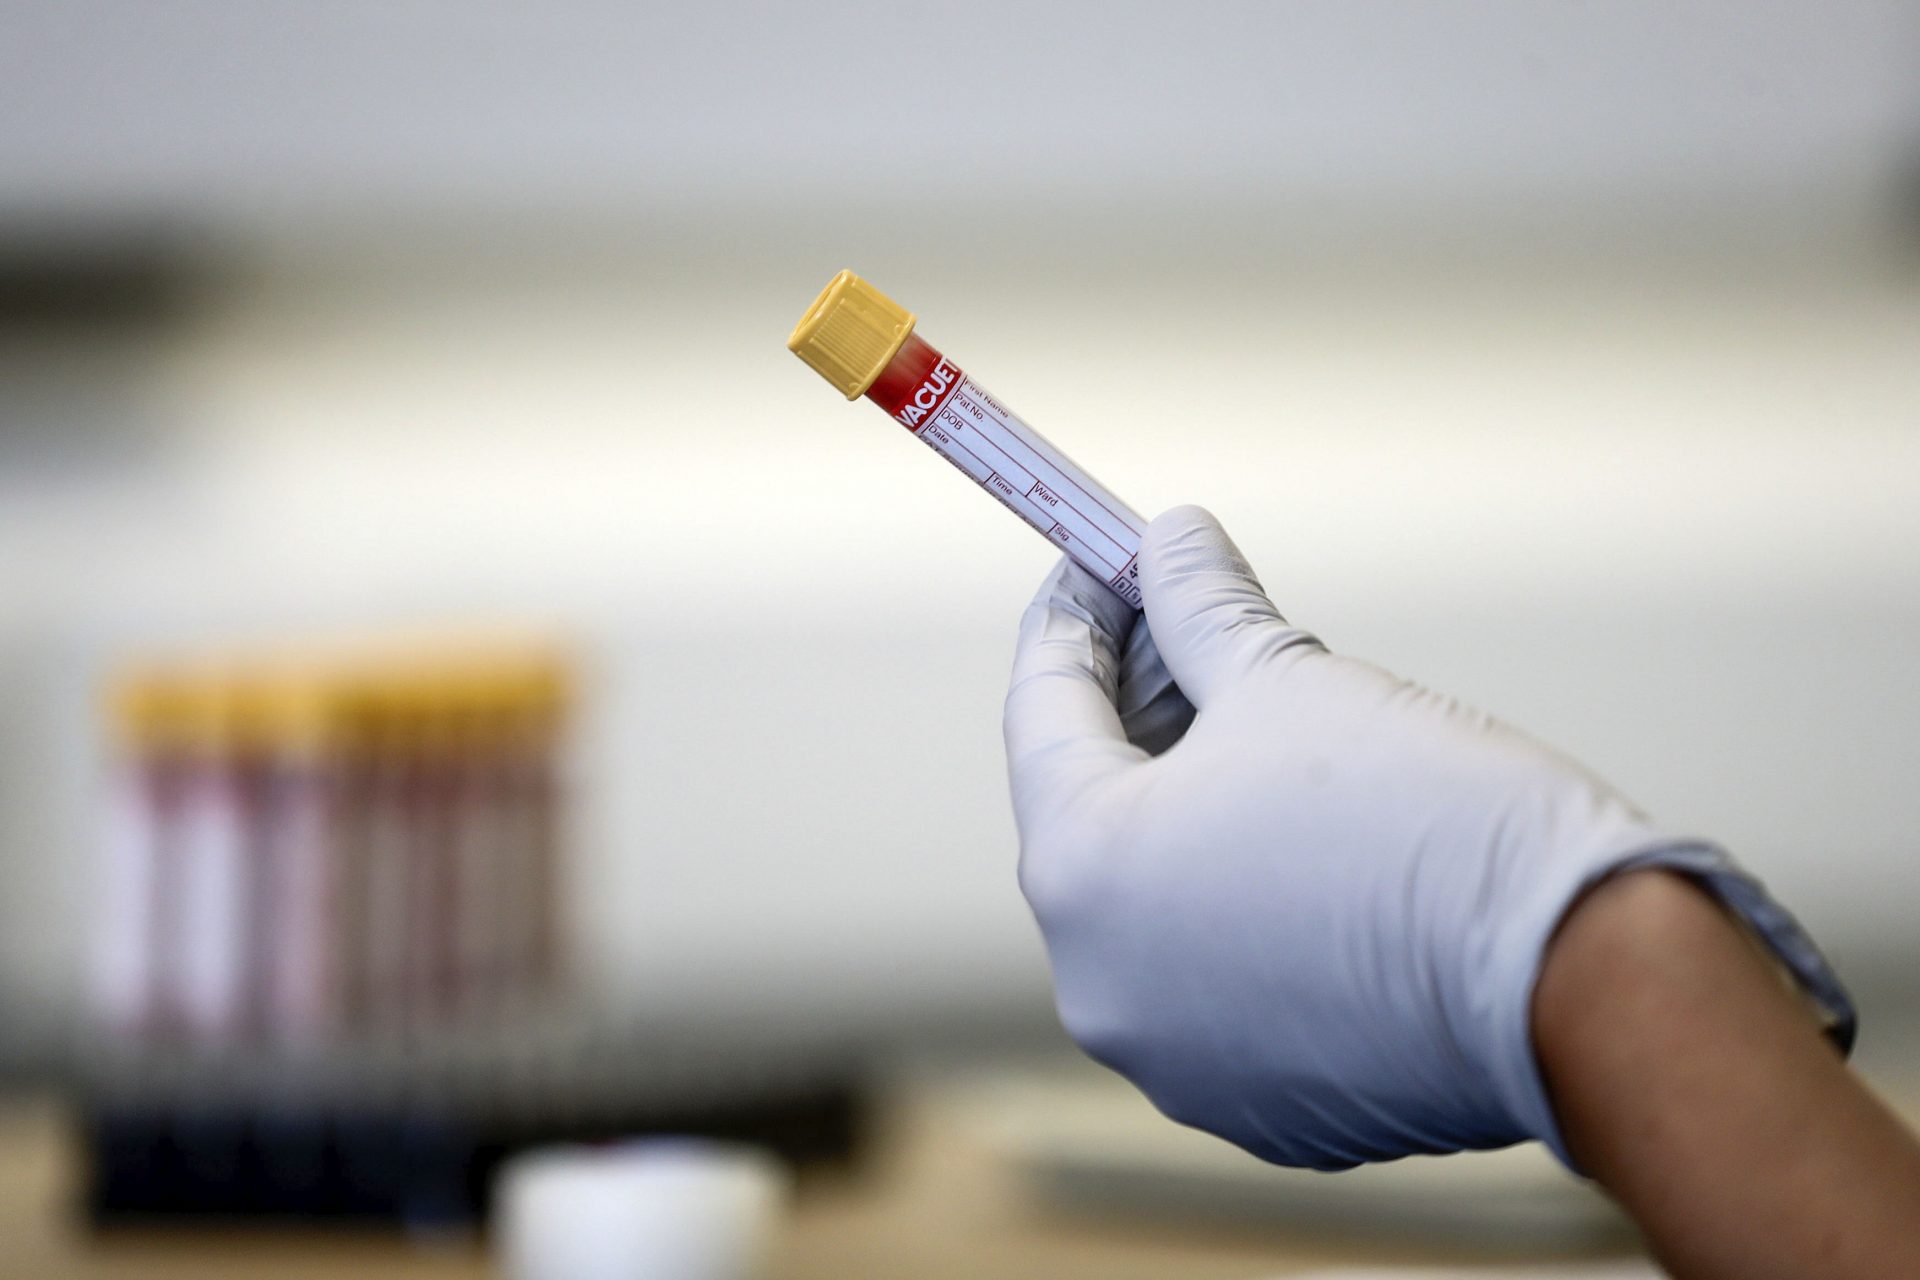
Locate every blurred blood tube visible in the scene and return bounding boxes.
[256,672,343,1046]
[515,660,567,999]
[170,677,254,1043]
[362,675,420,1035]
[93,673,189,1040]
[447,668,503,1024]
[789,270,1146,607]
[407,677,461,1030]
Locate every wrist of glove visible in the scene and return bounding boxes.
[1003,504,1854,1171]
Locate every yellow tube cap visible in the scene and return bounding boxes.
[787,269,916,399]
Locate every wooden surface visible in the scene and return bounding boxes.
[0,1087,1625,1280]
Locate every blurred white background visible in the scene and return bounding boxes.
[1,1,1917,1071]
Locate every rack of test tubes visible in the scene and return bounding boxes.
[90,639,573,1054]
[77,637,867,1226]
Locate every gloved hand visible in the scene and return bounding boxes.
[1004,504,1853,1170]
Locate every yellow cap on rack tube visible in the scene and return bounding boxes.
[787,269,915,399]
[106,669,195,750]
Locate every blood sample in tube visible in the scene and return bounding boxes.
[788,270,1145,607]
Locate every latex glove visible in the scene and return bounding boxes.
[1004,505,1853,1170]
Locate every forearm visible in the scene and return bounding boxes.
[1534,869,1920,1279]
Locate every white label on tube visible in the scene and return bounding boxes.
[263,770,332,1043]
[173,772,249,1039]
[912,375,1145,607]
[93,772,159,1035]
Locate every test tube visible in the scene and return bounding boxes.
[93,671,189,1041]
[170,674,256,1044]
[788,270,1145,607]
[254,669,343,1047]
